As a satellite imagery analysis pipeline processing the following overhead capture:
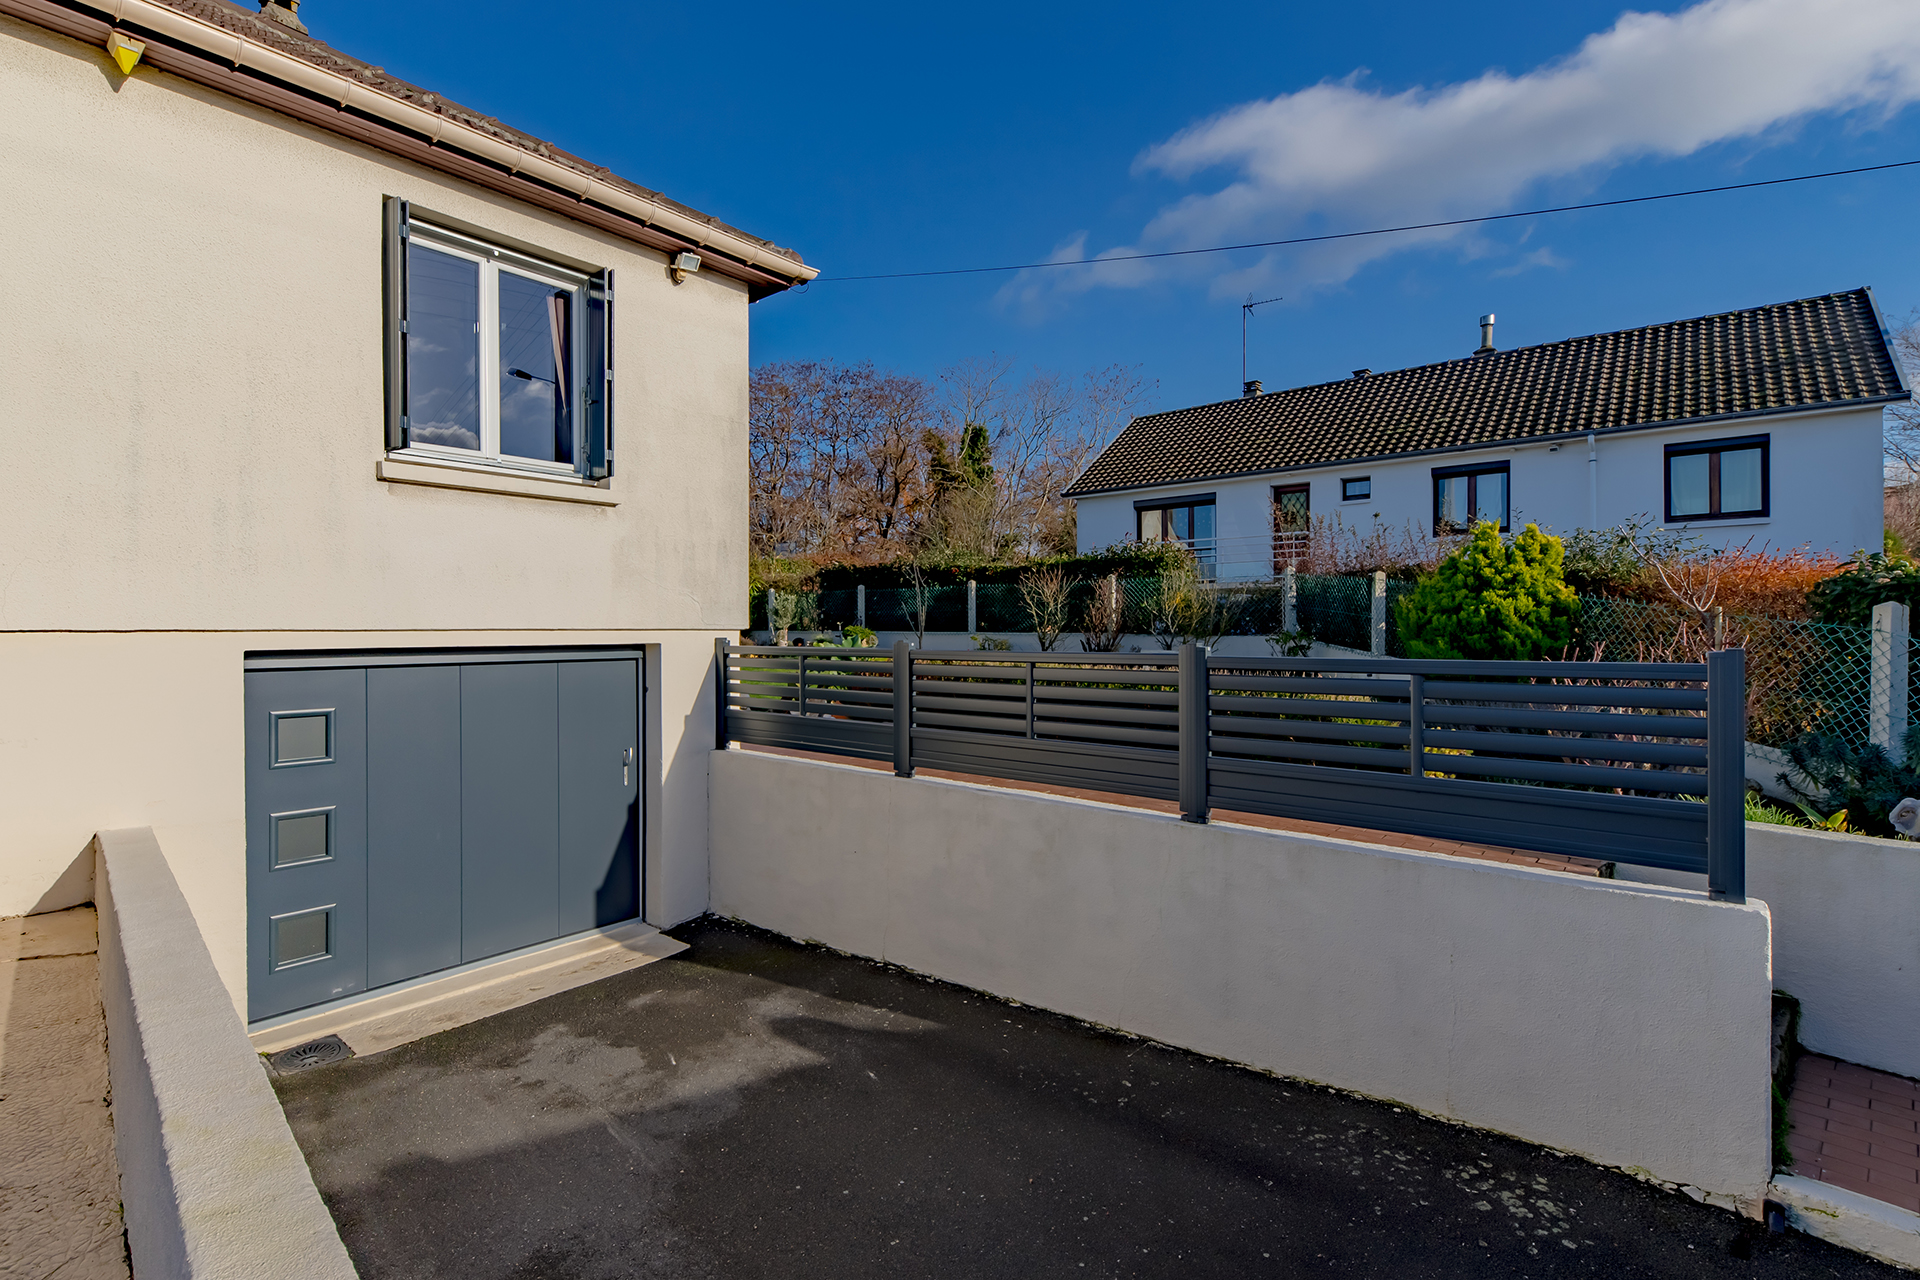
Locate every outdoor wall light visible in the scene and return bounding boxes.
[107,31,146,75]
[669,251,702,285]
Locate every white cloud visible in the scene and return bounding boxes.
[1022,0,1920,303]
[1492,247,1572,277]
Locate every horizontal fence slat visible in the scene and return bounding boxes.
[1206,758,1708,872]
[1034,702,1179,729]
[1033,683,1180,708]
[1034,719,1181,749]
[1208,736,1413,768]
[1211,717,1411,747]
[1209,673,1411,698]
[1419,752,1705,794]
[1422,704,1706,739]
[1418,680,1707,711]
[1210,656,1708,681]
[1421,728,1709,768]
[1209,694,1409,721]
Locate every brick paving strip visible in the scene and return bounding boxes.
[1787,1054,1920,1214]
[0,905,131,1280]
[744,744,1608,877]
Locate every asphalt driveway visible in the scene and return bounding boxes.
[274,917,1897,1279]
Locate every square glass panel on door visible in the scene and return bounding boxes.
[245,650,644,1022]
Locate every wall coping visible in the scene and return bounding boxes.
[94,827,357,1279]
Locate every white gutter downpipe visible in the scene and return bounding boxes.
[91,0,816,283]
[1587,431,1599,529]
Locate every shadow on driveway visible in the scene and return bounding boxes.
[274,917,1896,1279]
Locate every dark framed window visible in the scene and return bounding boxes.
[383,197,614,479]
[1432,462,1508,534]
[1273,484,1310,572]
[1665,435,1768,522]
[1136,494,1216,569]
[1341,476,1371,502]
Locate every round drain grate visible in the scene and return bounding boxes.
[268,1035,355,1074]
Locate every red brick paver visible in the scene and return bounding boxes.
[741,744,1608,878]
[1786,1053,1920,1214]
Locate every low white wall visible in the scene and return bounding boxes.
[95,827,357,1280]
[710,749,1774,1202]
[1617,825,1920,1079]
[763,631,1332,658]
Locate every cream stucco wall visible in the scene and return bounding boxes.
[0,14,749,631]
[0,17,761,1009]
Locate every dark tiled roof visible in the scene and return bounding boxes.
[153,1,805,264]
[1067,288,1906,497]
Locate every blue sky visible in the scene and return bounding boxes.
[309,0,1920,414]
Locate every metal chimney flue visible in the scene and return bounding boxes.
[260,0,307,33]
[1242,380,1263,398]
[1474,313,1496,356]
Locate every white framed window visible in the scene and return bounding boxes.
[383,199,613,480]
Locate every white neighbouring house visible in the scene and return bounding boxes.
[1068,291,1908,578]
[0,0,812,1021]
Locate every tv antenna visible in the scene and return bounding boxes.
[1242,294,1284,390]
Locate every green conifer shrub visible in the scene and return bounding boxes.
[1396,521,1579,660]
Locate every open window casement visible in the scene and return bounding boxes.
[382,197,613,480]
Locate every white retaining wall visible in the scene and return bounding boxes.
[709,749,1775,1203]
[1622,824,1920,1079]
[94,828,357,1280]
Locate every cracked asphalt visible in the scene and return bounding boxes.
[273,917,1899,1279]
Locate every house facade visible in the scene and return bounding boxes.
[1069,292,1906,579]
[0,0,811,1018]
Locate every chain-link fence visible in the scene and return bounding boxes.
[750,576,1891,751]
[1577,596,1875,749]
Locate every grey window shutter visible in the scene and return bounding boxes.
[583,268,613,479]
[382,196,410,450]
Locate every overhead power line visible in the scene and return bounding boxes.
[813,158,1920,284]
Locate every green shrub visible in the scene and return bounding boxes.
[1395,522,1579,661]
[1782,723,1920,837]
[1805,550,1920,626]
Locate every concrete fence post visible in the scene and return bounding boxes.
[1283,565,1297,635]
[967,579,978,634]
[714,637,730,748]
[1178,642,1210,824]
[1370,571,1387,657]
[857,584,866,628]
[1872,600,1911,761]
[892,639,914,777]
[1706,646,1747,902]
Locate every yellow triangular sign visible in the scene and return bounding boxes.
[108,33,145,76]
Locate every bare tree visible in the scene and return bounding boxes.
[1078,574,1126,652]
[1019,565,1074,652]
[749,360,938,561]
[1888,311,1920,481]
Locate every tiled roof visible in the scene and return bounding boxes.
[152,0,805,264]
[1067,288,1907,497]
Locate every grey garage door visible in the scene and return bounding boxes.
[244,650,642,1022]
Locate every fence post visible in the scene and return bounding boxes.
[1178,642,1210,824]
[714,636,730,749]
[967,579,978,634]
[764,587,776,644]
[1370,571,1387,657]
[1283,565,1297,635]
[1872,601,1911,761]
[892,639,914,777]
[857,584,866,629]
[1706,647,1746,902]
[1406,672,1424,777]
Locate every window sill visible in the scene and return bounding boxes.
[1661,517,1769,530]
[376,455,618,506]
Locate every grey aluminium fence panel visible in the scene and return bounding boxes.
[715,641,1739,885]
[1207,759,1711,873]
